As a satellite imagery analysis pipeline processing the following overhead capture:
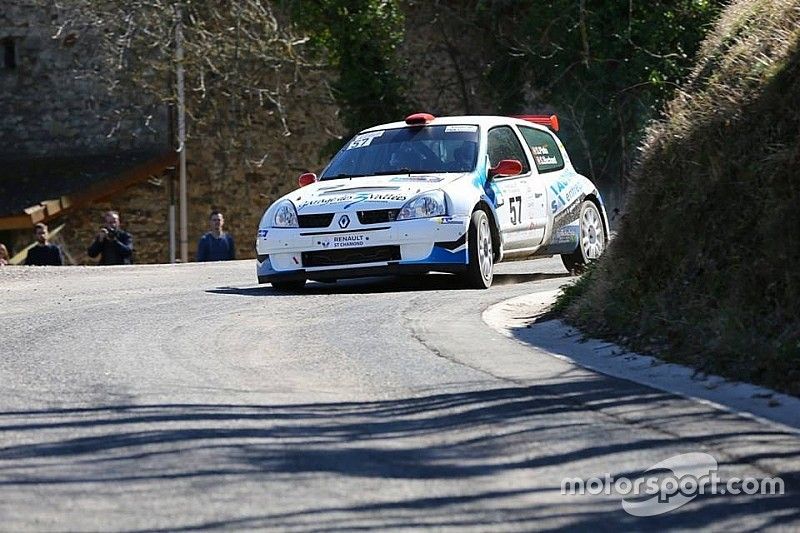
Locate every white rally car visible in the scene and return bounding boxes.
[256,113,608,290]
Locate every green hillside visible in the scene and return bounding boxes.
[558,0,800,395]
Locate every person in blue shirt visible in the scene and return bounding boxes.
[197,210,235,262]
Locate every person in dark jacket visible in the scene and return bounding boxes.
[25,223,64,266]
[87,210,133,265]
[197,210,235,262]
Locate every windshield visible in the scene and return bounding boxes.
[320,125,479,179]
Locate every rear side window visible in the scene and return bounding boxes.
[487,126,531,173]
[519,126,565,173]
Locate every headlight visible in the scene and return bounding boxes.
[272,200,299,228]
[396,190,447,220]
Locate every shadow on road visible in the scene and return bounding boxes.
[0,376,797,530]
[206,271,573,297]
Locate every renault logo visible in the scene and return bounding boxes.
[338,215,350,229]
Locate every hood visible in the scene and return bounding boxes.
[288,173,464,214]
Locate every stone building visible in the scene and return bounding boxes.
[0,2,171,260]
[0,1,514,266]
[0,1,341,266]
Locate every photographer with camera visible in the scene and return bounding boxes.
[87,210,133,265]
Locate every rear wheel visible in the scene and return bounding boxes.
[271,279,306,291]
[561,200,605,274]
[460,209,494,289]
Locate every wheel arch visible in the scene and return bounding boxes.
[584,193,610,239]
[473,199,502,260]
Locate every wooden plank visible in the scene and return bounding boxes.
[0,214,33,230]
[42,198,62,217]
[23,204,46,223]
[49,151,177,222]
[0,152,177,229]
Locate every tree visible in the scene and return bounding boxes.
[285,0,409,142]
[53,0,322,162]
[474,0,724,189]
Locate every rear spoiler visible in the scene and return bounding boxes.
[512,114,559,132]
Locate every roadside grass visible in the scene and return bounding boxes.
[556,0,800,397]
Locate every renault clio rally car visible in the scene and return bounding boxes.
[256,113,608,290]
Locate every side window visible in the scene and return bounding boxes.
[487,126,531,173]
[519,126,565,173]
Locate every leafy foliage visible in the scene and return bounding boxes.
[562,0,800,396]
[475,0,724,186]
[54,0,319,158]
[285,0,409,141]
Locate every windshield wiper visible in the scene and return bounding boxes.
[322,173,362,180]
[370,169,428,176]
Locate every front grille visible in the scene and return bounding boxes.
[302,245,401,268]
[298,213,334,228]
[358,209,399,224]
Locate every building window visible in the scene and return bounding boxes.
[2,38,17,69]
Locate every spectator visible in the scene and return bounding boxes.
[87,210,134,265]
[25,223,64,266]
[0,243,9,266]
[197,210,235,262]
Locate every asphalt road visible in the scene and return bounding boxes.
[1,258,798,531]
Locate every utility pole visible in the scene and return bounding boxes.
[167,102,177,263]
[175,3,188,263]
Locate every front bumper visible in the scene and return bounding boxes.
[256,216,468,283]
[257,261,466,284]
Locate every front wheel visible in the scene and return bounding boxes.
[561,200,606,274]
[459,209,494,289]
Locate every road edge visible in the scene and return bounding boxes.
[483,290,800,434]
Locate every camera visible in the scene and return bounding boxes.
[102,226,118,239]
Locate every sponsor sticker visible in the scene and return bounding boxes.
[298,192,407,209]
[550,178,576,211]
[564,184,583,203]
[390,176,444,182]
[531,145,550,156]
[554,226,578,244]
[445,125,478,133]
[318,234,370,248]
[347,131,384,149]
[536,155,559,166]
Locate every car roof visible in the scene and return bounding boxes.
[360,115,552,134]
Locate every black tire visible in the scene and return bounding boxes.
[459,209,494,289]
[271,279,306,291]
[561,200,606,274]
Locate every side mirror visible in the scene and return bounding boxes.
[298,172,317,187]
[489,159,523,178]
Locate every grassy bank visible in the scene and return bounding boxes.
[559,0,800,396]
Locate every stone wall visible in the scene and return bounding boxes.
[399,2,497,115]
[2,1,342,265]
[60,72,343,265]
[5,1,508,265]
[0,0,166,158]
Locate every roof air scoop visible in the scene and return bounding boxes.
[404,113,435,125]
